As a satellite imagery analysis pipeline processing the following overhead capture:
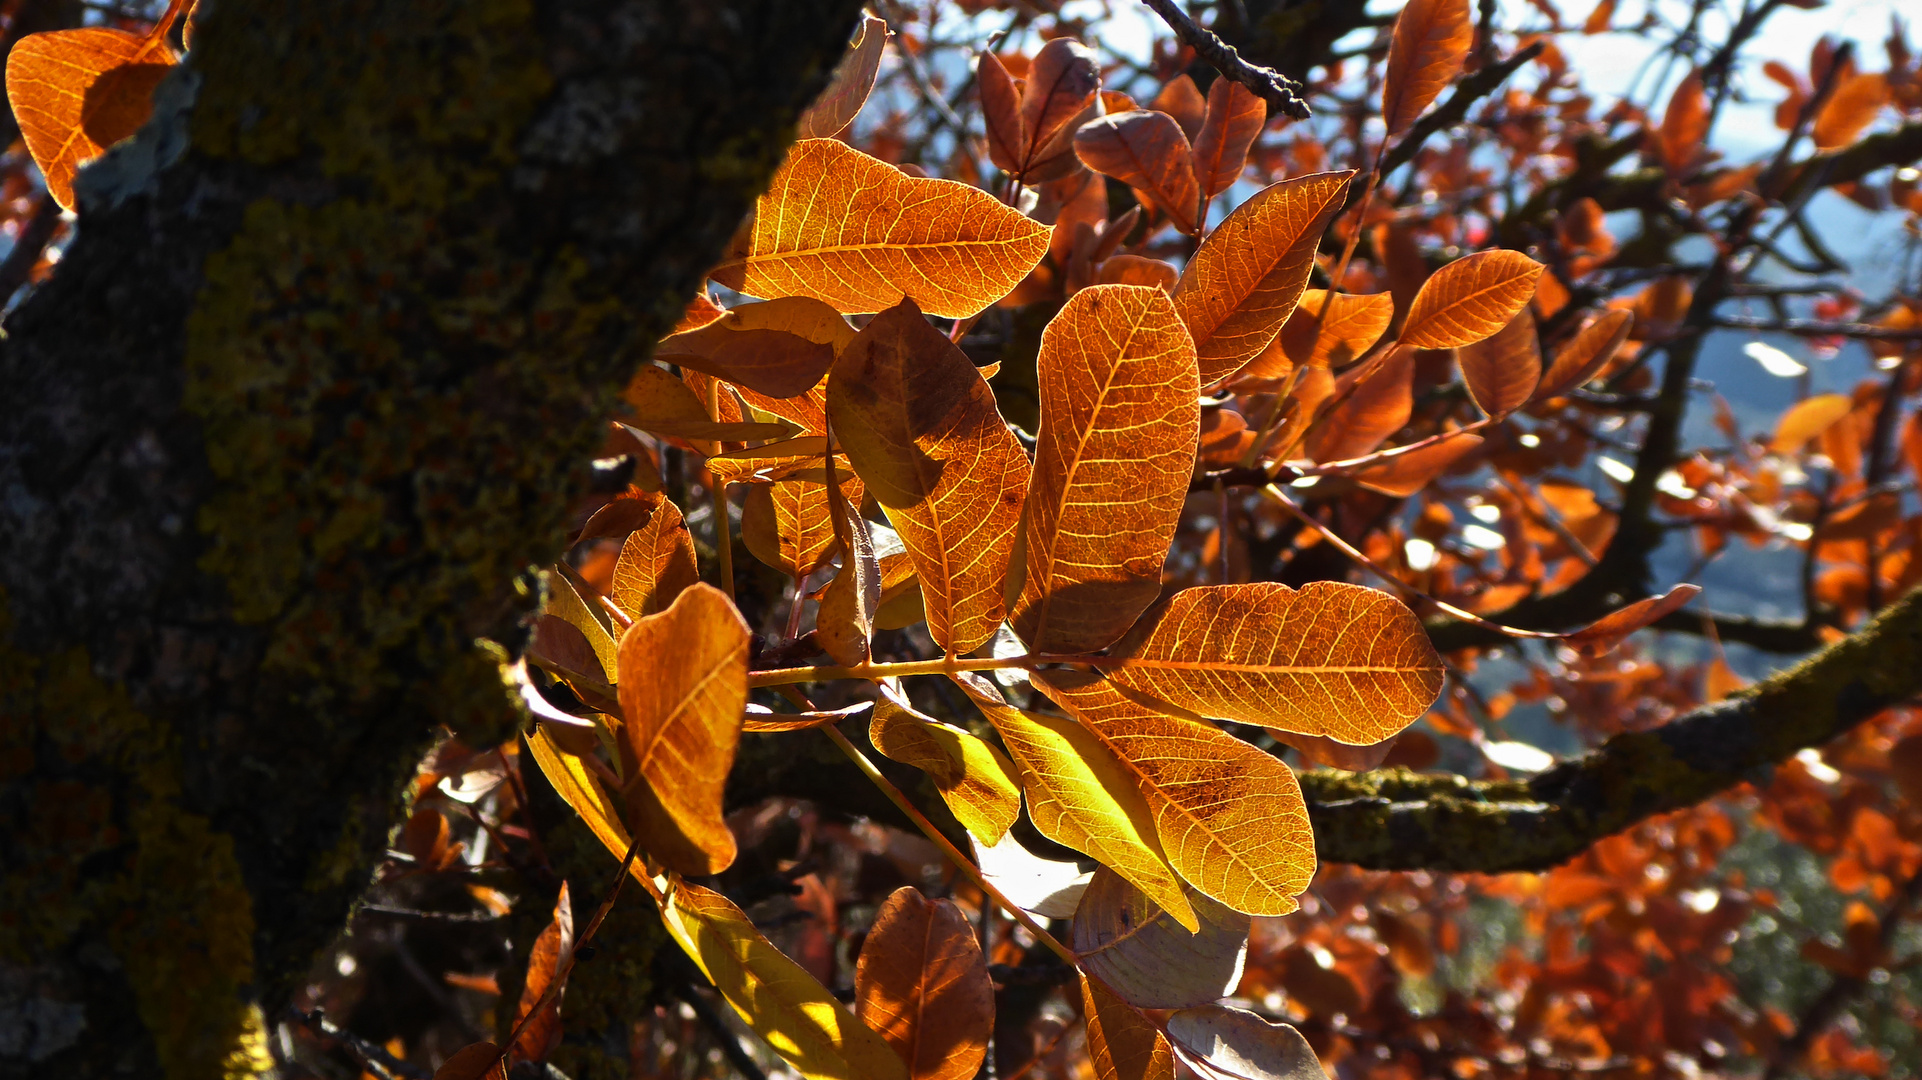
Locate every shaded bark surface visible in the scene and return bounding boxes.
[0,1,862,1076]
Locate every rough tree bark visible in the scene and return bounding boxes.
[0,1,863,1076]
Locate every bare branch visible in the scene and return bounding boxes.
[1140,0,1312,120]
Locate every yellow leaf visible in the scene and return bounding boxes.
[610,492,701,619]
[615,583,749,875]
[829,300,1030,653]
[1398,250,1545,349]
[662,882,910,1080]
[5,25,177,211]
[543,566,619,684]
[1173,172,1354,384]
[951,671,1198,931]
[1012,285,1198,654]
[736,139,1050,318]
[869,684,1021,844]
[1031,670,1316,918]
[1083,976,1175,1080]
[1097,582,1443,744]
[526,727,630,867]
[855,888,994,1080]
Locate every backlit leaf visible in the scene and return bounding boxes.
[511,882,573,1064]
[815,488,880,666]
[1096,581,1442,744]
[1074,110,1201,234]
[870,684,1021,844]
[796,14,888,139]
[654,297,853,398]
[1173,172,1354,384]
[434,1042,508,1080]
[1083,976,1176,1080]
[1380,0,1474,138]
[1073,867,1249,1009]
[543,568,619,685]
[1347,431,1483,495]
[1012,285,1198,654]
[1658,71,1708,173]
[1269,290,1394,375]
[662,882,910,1080]
[1458,307,1542,418]
[1530,308,1631,406]
[615,583,749,875]
[737,139,1050,318]
[1772,394,1854,453]
[1031,670,1317,917]
[979,50,1026,175]
[1153,74,1207,141]
[1191,77,1265,201]
[1021,38,1103,176]
[951,671,1198,931]
[610,491,701,619]
[526,728,632,868]
[828,300,1030,653]
[6,26,177,211]
[1564,583,1701,657]
[740,476,865,579]
[1307,344,1414,463]
[1166,1005,1323,1080]
[1813,72,1888,150]
[1399,250,1545,349]
[1098,254,1179,291]
[855,887,994,1080]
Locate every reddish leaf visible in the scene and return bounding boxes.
[1191,77,1266,201]
[1074,110,1201,234]
[1380,0,1474,138]
[512,883,574,1064]
[1564,584,1703,656]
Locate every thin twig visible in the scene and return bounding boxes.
[287,1006,433,1080]
[1138,0,1311,120]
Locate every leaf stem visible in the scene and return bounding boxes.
[748,653,1086,688]
[817,723,1079,966]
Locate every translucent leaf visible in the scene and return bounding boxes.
[1272,290,1394,374]
[5,26,177,210]
[511,883,573,1064]
[1074,110,1201,234]
[855,887,993,1080]
[796,14,888,139]
[1191,77,1265,201]
[1398,250,1545,350]
[1084,976,1176,1080]
[1380,0,1474,138]
[1457,308,1542,419]
[610,492,700,619]
[1530,309,1632,406]
[1771,394,1853,453]
[654,297,854,397]
[870,684,1021,844]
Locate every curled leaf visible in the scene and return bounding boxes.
[797,14,888,139]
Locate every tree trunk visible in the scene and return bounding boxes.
[0,1,862,1076]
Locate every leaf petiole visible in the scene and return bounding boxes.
[748,652,1091,688]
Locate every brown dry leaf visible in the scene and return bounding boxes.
[1458,307,1542,418]
[855,887,994,1080]
[1192,77,1266,202]
[1012,285,1198,655]
[1308,344,1415,463]
[1380,0,1474,138]
[1813,72,1889,150]
[1173,172,1354,384]
[1031,670,1317,917]
[1530,308,1633,407]
[1074,110,1201,234]
[870,684,1021,843]
[1153,74,1207,141]
[1073,867,1250,1009]
[434,1042,508,1080]
[797,14,889,139]
[662,882,910,1080]
[735,139,1049,318]
[815,488,881,666]
[1658,71,1709,173]
[1021,38,1103,174]
[1343,431,1484,495]
[1564,583,1701,657]
[1083,976,1176,1080]
[951,671,1198,931]
[615,583,749,875]
[979,50,1027,175]
[654,296,854,397]
[610,491,701,619]
[6,25,178,211]
[1399,250,1545,349]
[512,883,574,1065]
[1166,1005,1323,1080]
[1772,394,1854,453]
[1098,254,1180,291]
[1274,290,1395,373]
[1889,735,1922,806]
[828,300,1030,653]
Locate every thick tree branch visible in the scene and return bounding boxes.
[1305,584,1922,871]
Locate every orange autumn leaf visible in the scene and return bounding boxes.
[609,491,701,619]
[1399,249,1545,349]
[654,296,854,398]
[6,22,179,211]
[1812,72,1888,150]
[814,484,881,666]
[1096,581,1443,744]
[1020,37,1103,177]
[1771,393,1854,453]
[1153,74,1207,141]
[1530,308,1632,407]
[1345,431,1484,495]
[1457,307,1542,418]
[796,14,888,139]
[1271,290,1395,374]
[1083,976,1176,1080]
[1658,71,1709,173]
[511,883,574,1065]
[1074,110,1201,234]
[1380,0,1474,139]
[434,1043,509,1080]
[828,300,1029,653]
[615,583,749,875]
[978,49,1028,176]
[1173,172,1353,385]
[855,887,994,1080]
[1031,670,1318,917]
[1564,583,1702,656]
[1308,344,1415,463]
[1097,254,1179,291]
[1191,77,1265,201]
[1012,285,1198,654]
[733,139,1049,318]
